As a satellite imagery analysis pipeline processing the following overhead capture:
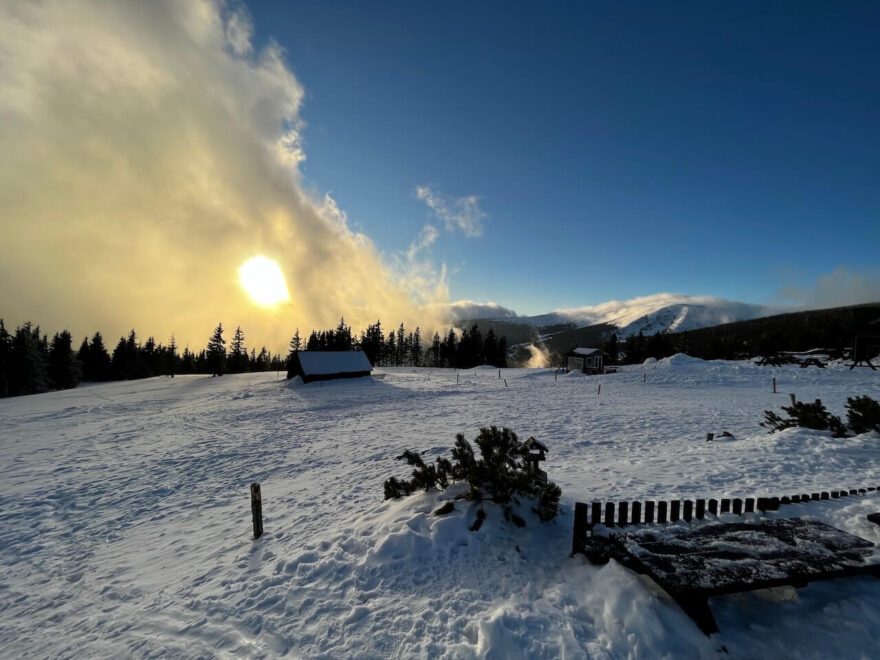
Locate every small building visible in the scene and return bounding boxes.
[565,347,608,375]
[288,351,373,383]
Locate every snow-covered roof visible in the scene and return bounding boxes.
[296,351,372,375]
[570,347,604,356]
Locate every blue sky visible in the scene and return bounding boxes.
[247,1,879,315]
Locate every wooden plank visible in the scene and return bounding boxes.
[591,501,602,527]
[572,503,588,555]
[683,500,693,522]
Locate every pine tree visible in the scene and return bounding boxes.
[411,327,422,367]
[484,328,498,367]
[48,330,82,390]
[10,323,49,395]
[0,320,12,397]
[165,335,178,377]
[206,323,227,376]
[396,323,406,366]
[228,325,248,373]
[85,332,112,381]
[286,328,302,379]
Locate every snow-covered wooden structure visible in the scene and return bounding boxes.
[565,347,608,375]
[288,351,373,383]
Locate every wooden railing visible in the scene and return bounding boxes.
[572,486,879,556]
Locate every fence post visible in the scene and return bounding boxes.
[790,393,797,406]
[773,377,777,393]
[250,483,263,539]
[572,502,588,555]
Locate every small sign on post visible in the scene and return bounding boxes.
[250,482,264,539]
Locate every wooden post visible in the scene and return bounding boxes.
[790,393,796,406]
[706,432,714,442]
[695,499,706,519]
[670,500,681,522]
[732,498,743,515]
[643,373,646,383]
[631,501,642,524]
[504,379,508,387]
[498,369,501,379]
[597,384,601,395]
[720,498,730,513]
[250,483,263,539]
[457,373,459,384]
[683,500,693,522]
[773,377,777,393]
[745,498,755,513]
[708,499,718,516]
[572,502,588,555]
[657,501,668,523]
[645,501,655,523]
[604,502,615,526]
[618,501,629,526]
[591,501,602,528]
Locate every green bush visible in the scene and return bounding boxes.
[846,396,880,434]
[383,426,561,523]
[762,395,880,438]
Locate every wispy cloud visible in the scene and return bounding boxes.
[0,0,448,348]
[415,185,486,238]
[776,266,880,309]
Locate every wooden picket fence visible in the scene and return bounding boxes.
[572,486,879,556]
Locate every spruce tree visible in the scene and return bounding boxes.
[228,326,248,373]
[48,330,82,390]
[206,323,227,376]
[0,320,11,397]
[411,327,422,367]
[165,336,178,377]
[10,323,49,395]
[87,332,112,381]
[286,328,302,378]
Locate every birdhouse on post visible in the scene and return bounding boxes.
[523,437,549,483]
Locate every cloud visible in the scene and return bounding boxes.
[436,300,519,323]
[776,267,880,309]
[415,185,486,238]
[0,0,447,350]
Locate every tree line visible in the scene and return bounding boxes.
[0,317,510,398]
[290,318,508,371]
[0,320,284,398]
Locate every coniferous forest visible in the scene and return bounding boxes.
[0,317,508,399]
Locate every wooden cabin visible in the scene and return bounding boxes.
[288,351,373,383]
[565,347,608,375]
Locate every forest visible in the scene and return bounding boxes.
[0,317,507,398]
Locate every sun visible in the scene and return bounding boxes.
[238,256,291,307]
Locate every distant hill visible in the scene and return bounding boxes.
[665,301,880,360]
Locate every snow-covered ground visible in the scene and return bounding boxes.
[2,357,880,658]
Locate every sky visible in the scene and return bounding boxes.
[1,1,879,351]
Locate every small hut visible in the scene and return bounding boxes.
[288,351,373,383]
[565,347,608,375]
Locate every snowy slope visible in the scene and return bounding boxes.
[483,293,773,337]
[2,361,880,658]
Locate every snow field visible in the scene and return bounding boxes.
[1,357,880,658]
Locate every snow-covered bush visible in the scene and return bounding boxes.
[761,396,880,437]
[383,426,562,523]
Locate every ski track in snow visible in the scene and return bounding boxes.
[1,358,880,658]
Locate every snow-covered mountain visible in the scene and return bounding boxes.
[456,293,777,337]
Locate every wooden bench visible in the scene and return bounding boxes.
[580,518,880,635]
[799,357,827,368]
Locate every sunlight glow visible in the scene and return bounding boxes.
[238,256,291,307]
